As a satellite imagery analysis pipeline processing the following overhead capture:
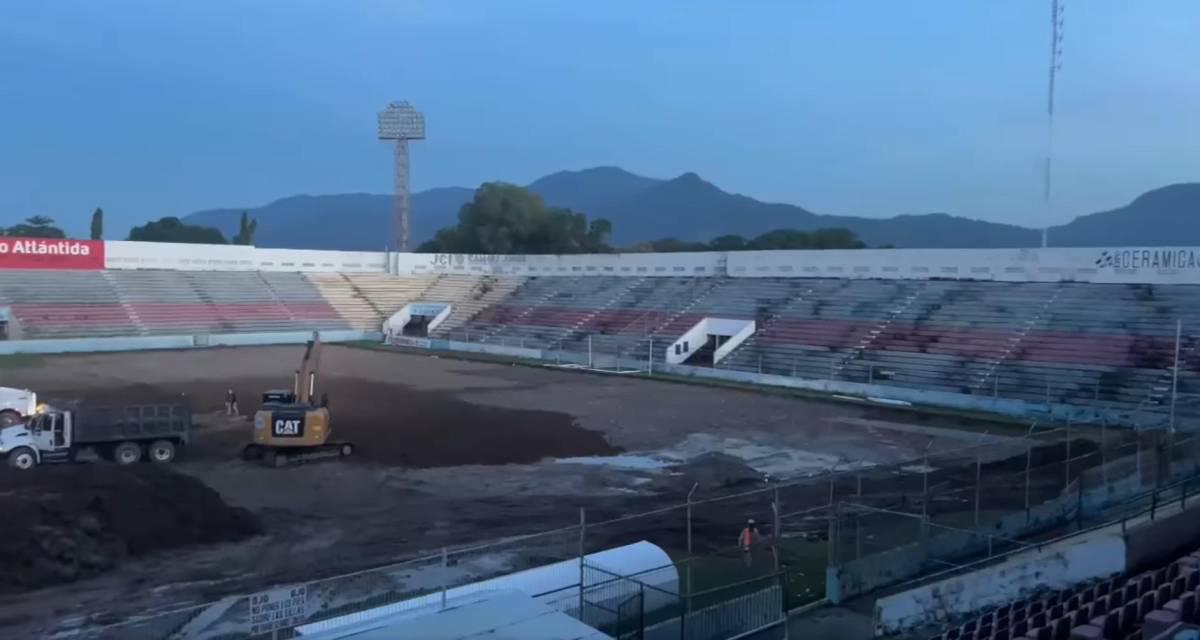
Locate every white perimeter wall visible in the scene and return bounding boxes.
[397,251,727,278]
[104,241,387,273]
[102,242,1200,285]
[874,528,1126,635]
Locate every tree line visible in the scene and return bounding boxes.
[0,210,257,245]
[417,183,876,254]
[5,183,879,252]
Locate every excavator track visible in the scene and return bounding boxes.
[242,442,354,468]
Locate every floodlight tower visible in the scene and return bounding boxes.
[1041,0,1065,248]
[377,101,426,252]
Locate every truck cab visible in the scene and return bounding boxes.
[0,409,69,468]
[0,386,38,427]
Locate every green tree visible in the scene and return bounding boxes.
[708,234,748,251]
[90,208,104,240]
[232,211,258,245]
[4,216,67,238]
[128,217,227,244]
[419,183,613,254]
[808,227,865,249]
[743,227,866,250]
[626,237,709,253]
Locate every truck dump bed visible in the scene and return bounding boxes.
[73,405,192,445]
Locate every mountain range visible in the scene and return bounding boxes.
[184,167,1200,250]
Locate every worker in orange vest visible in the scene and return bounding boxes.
[739,518,761,568]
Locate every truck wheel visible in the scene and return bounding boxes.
[114,442,142,465]
[339,443,354,457]
[242,444,263,461]
[6,447,36,470]
[148,440,176,464]
[0,411,20,428]
[271,451,288,468]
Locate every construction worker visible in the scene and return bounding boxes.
[225,388,239,416]
[739,518,761,568]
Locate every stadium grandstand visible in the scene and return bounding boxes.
[2,239,1198,429]
[6,238,1200,640]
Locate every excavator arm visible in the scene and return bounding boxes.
[295,331,322,405]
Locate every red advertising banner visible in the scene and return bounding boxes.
[0,238,106,270]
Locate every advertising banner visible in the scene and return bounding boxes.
[0,238,105,270]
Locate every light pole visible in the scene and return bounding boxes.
[377,102,426,252]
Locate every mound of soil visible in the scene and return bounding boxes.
[335,386,622,467]
[0,465,260,593]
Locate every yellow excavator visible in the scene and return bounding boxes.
[243,332,353,467]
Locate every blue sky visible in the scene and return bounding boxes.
[2,0,1198,239]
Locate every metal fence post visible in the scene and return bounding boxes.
[827,501,840,567]
[1101,418,1108,486]
[855,508,862,561]
[772,487,782,572]
[921,446,930,527]
[1171,319,1181,435]
[1065,418,1072,491]
[441,547,448,609]
[974,436,983,530]
[648,337,654,375]
[686,483,697,613]
[1024,428,1033,525]
[588,335,593,368]
[1136,427,1143,485]
[578,507,586,618]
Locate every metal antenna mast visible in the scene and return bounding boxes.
[1042,0,1064,248]
[377,102,426,252]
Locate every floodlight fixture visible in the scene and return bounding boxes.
[378,101,426,141]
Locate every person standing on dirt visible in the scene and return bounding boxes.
[739,518,761,568]
[225,388,239,416]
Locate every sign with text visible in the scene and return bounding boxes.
[0,239,105,270]
[429,253,528,268]
[249,585,308,635]
[1095,248,1200,271]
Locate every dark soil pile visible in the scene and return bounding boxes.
[0,465,260,593]
[334,385,622,467]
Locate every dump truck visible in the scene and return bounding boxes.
[0,404,191,470]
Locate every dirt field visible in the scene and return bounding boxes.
[0,345,1024,636]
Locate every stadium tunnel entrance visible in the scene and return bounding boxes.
[385,302,451,337]
[668,318,755,368]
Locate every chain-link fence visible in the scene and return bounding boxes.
[824,423,1200,602]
